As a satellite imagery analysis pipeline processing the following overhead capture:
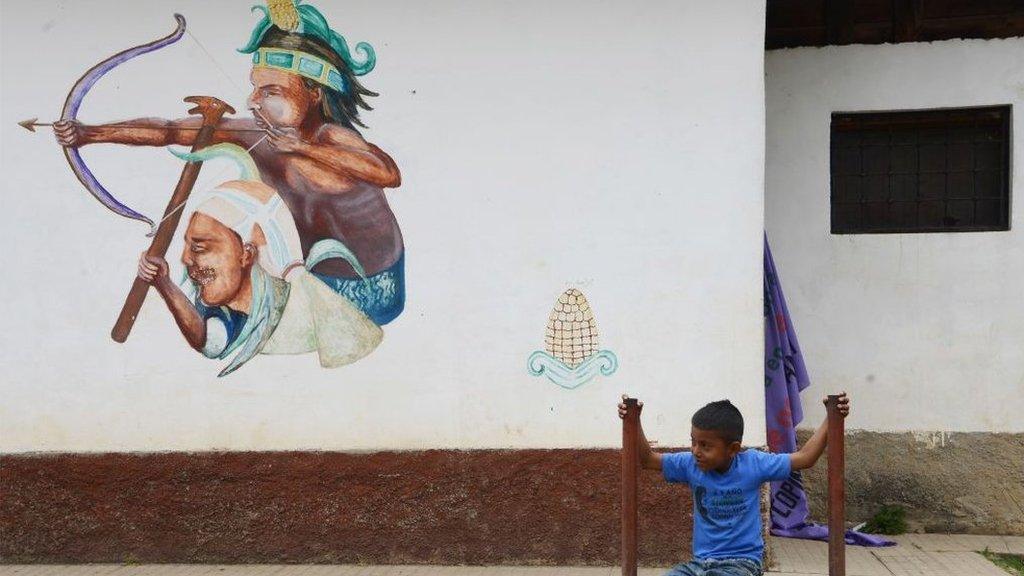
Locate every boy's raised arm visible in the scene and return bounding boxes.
[790,392,850,470]
[618,395,663,471]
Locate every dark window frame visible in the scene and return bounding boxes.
[830,105,1012,235]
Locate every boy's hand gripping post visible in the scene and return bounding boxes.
[621,397,640,576]
[825,394,847,576]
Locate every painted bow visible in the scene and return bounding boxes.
[61,14,188,233]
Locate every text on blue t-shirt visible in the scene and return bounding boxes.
[662,449,791,562]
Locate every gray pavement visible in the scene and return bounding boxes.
[2,534,1022,576]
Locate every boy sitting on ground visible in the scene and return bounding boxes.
[617,393,850,576]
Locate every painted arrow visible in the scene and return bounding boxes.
[18,117,263,133]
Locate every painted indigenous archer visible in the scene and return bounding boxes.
[54,0,406,337]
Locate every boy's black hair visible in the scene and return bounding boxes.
[691,400,744,443]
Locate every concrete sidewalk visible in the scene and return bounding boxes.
[2,534,1022,576]
[769,533,1023,575]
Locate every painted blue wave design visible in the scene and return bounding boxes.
[527,350,618,390]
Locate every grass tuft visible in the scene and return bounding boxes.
[862,505,907,535]
[981,549,1024,576]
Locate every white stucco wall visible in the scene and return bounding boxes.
[766,38,1024,433]
[1,0,767,452]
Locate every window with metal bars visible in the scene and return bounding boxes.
[830,106,1011,234]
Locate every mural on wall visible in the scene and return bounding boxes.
[528,288,618,389]
[22,0,404,376]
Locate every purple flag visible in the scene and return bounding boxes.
[764,235,893,547]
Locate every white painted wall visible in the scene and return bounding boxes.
[0,0,767,452]
[766,38,1024,433]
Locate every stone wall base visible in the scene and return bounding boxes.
[795,430,1024,535]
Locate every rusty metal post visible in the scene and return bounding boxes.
[621,397,639,576]
[825,395,846,576]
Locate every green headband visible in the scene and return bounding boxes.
[240,2,376,78]
[253,47,346,93]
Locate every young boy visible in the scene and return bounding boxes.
[617,393,850,576]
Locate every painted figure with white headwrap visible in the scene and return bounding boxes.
[138,143,382,377]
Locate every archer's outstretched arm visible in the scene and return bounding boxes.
[53,117,257,148]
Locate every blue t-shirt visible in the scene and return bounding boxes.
[663,449,791,562]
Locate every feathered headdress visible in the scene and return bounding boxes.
[239,0,376,90]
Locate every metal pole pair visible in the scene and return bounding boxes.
[620,395,846,576]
